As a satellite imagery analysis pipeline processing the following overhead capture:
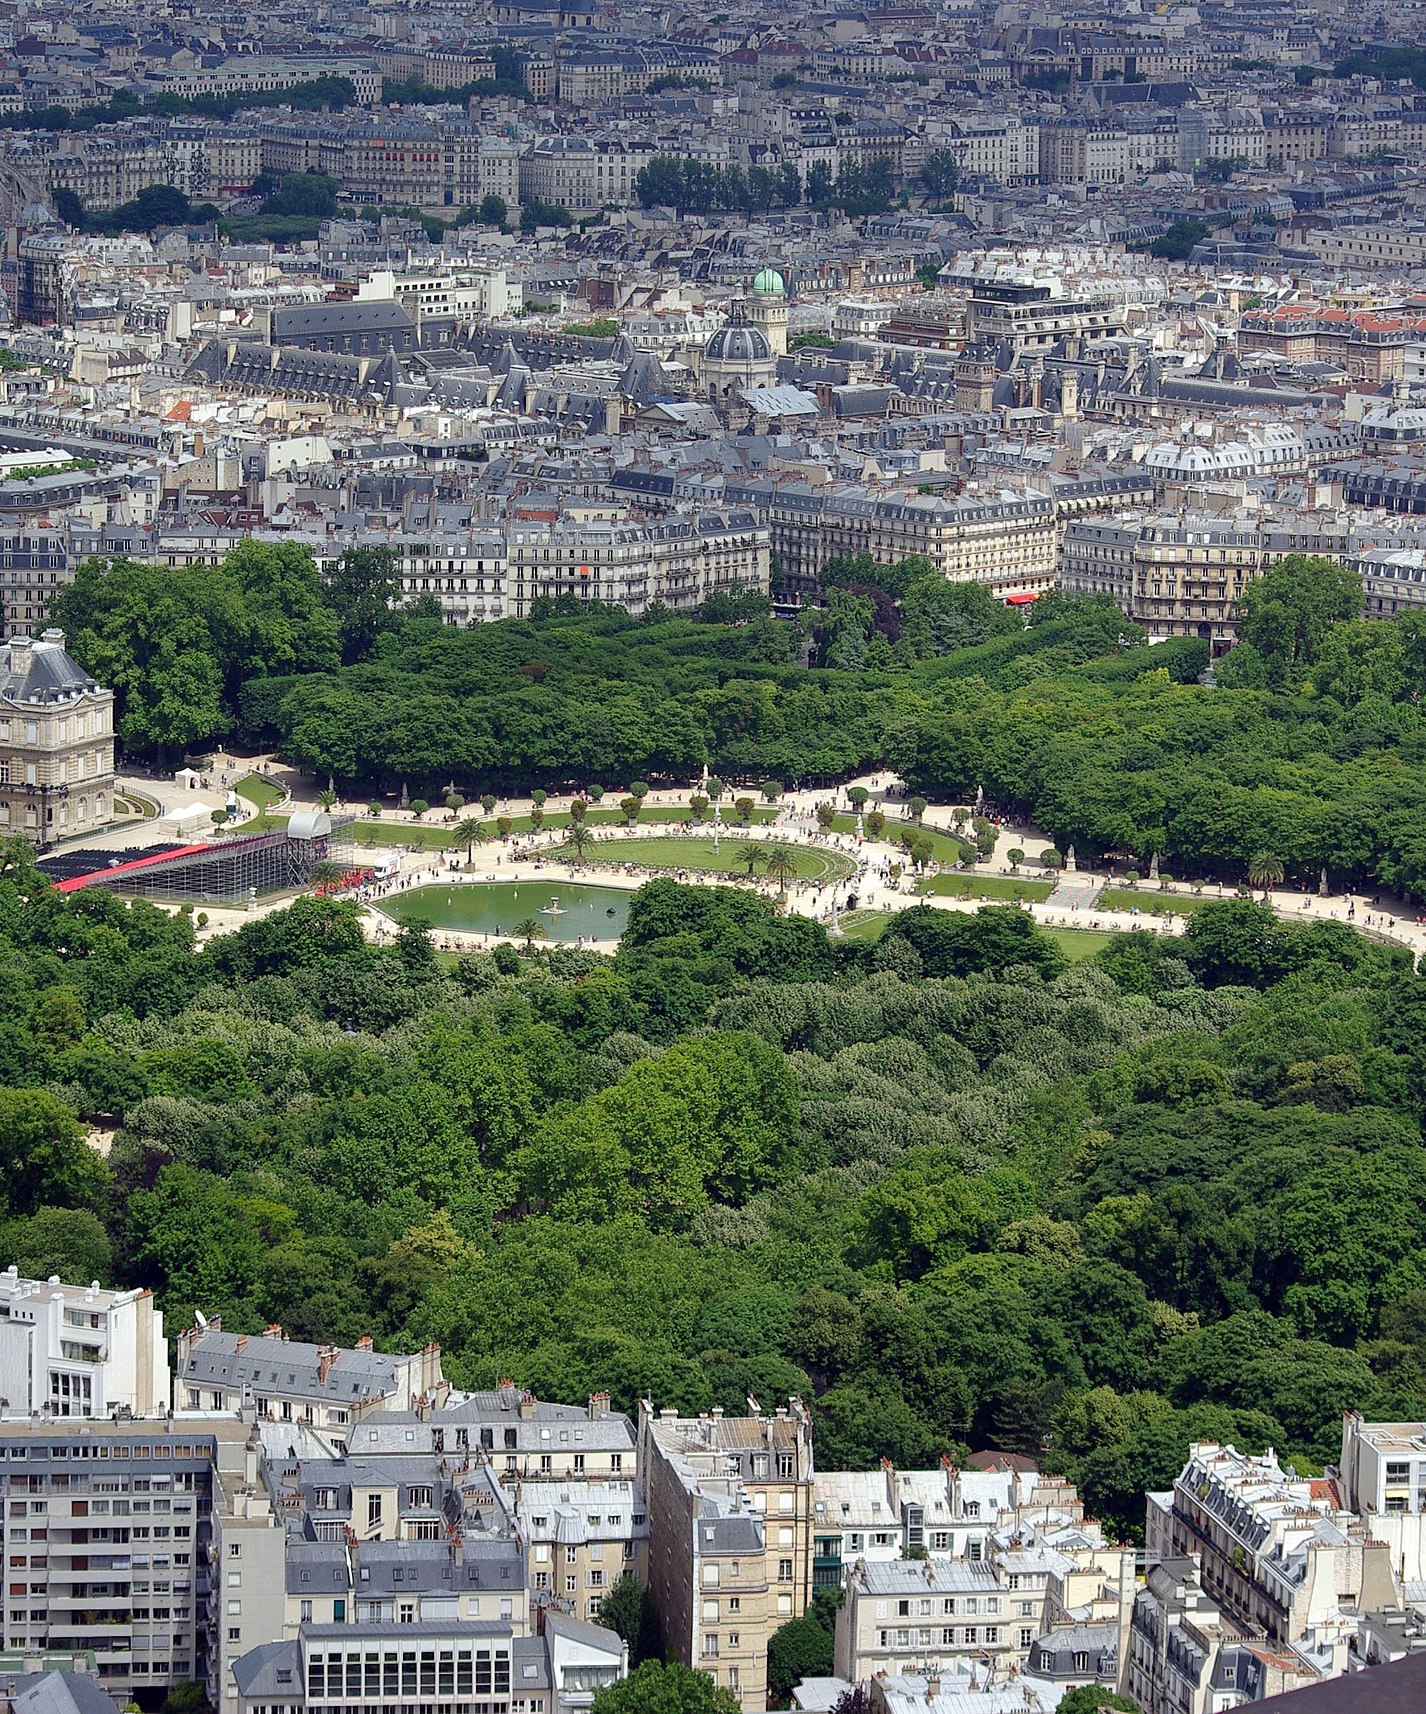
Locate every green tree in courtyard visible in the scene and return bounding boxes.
[591,1662,739,1714]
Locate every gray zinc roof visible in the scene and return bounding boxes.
[231,1641,301,1700]
[180,1330,409,1403]
[0,631,100,707]
[8,1675,126,1714]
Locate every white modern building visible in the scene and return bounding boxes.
[0,1269,169,1418]
[356,266,512,325]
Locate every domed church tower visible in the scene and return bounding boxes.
[700,301,775,398]
[748,267,788,358]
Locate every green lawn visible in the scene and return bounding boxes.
[1046,928,1114,962]
[830,912,1114,959]
[821,813,970,864]
[917,874,1055,902]
[581,805,781,830]
[235,775,284,809]
[904,825,974,862]
[1099,887,1209,916]
[351,820,454,849]
[838,910,895,941]
[568,834,854,883]
[348,805,783,847]
[230,810,288,833]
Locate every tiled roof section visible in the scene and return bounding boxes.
[178,1329,410,1402]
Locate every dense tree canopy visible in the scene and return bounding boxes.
[0,795,1422,1547]
[23,548,1426,1558]
[51,546,1426,899]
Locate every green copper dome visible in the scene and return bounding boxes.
[752,267,786,296]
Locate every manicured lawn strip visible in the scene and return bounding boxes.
[1046,929,1115,962]
[917,874,1055,902]
[1099,887,1210,915]
[896,825,974,862]
[235,775,284,809]
[572,835,854,883]
[351,820,453,848]
[838,910,895,941]
[346,805,784,846]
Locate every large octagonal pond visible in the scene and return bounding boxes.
[377,881,633,941]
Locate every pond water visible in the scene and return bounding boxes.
[378,882,632,942]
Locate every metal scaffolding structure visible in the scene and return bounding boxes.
[66,814,352,905]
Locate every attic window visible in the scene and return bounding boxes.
[523,1665,539,1681]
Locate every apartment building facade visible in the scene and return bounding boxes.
[351,1392,638,1483]
[0,1416,252,1699]
[509,1481,648,1622]
[1125,1555,1315,1714]
[1339,1413,1426,1516]
[833,1557,1019,1684]
[1239,306,1426,384]
[1056,506,1401,643]
[209,1443,529,1712]
[958,280,1125,357]
[518,140,654,217]
[1167,1443,1360,1648]
[934,118,1040,185]
[371,46,498,91]
[324,510,770,624]
[724,479,1057,600]
[354,267,512,324]
[640,1401,814,1713]
[810,1464,1068,1592]
[0,630,115,848]
[0,1271,169,1419]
